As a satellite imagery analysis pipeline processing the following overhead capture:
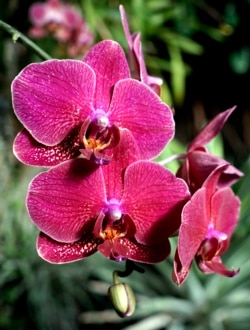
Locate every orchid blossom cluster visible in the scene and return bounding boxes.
[28,0,93,56]
[12,3,243,304]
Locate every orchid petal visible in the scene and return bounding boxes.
[178,188,209,269]
[119,5,133,49]
[13,128,81,167]
[29,3,47,25]
[203,164,229,195]
[108,79,174,159]
[27,159,106,242]
[122,161,190,245]
[119,5,162,92]
[83,40,130,111]
[189,106,236,151]
[186,149,243,191]
[211,187,240,237]
[172,249,191,286]
[37,232,99,263]
[101,129,140,200]
[12,59,95,145]
[198,256,239,277]
[98,237,171,264]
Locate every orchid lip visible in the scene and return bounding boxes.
[78,113,120,165]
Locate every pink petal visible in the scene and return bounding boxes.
[37,232,99,263]
[28,26,47,38]
[178,188,209,269]
[119,5,162,92]
[119,5,133,49]
[203,164,229,196]
[129,32,163,90]
[122,161,190,245]
[27,159,106,242]
[13,128,80,167]
[198,256,240,277]
[29,3,47,25]
[117,238,171,263]
[83,40,130,111]
[189,106,236,151]
[101,129,140,201]
[12,59,95,145]
[211,187,240,237]
[108,79,174,159]
[186,149,243,192]
[172,249,191,286]
[98,237,171,263]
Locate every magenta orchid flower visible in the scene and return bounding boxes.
[173,165,240,286]
[29,0,82,41]
[119,5,163,95]
[28,0,93,56]
[177,106,243,193]
[12,40,174,167]
[26,130,190,264]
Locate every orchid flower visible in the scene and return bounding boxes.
[26,131,190,264]
[28,0,93,56]
[173,165,240,286]
[177,106,243,193]
[119,5,163,95]
[12,40,174,167]
[29,0,82,41]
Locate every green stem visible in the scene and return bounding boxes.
[0,19,52,61]
[158,153,186,166]
[112,261,144,285]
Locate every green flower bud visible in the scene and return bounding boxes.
[108,282,136,318]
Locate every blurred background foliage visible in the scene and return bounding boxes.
[1,0,250,329]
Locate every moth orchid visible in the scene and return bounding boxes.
[26,131,190,264]
[173,165,240,286]
[12,40,174,167]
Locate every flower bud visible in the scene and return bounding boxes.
[108,282,136,318]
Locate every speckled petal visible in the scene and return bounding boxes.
[13,128,81,167]
[84,40,130,111]
[27,159,106,242]
[12,59,95,145]
[37,232,100,263]
[122,161,190,245]
[98,237,171,263]
[108,79,174,159]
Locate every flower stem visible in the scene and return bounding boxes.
[116,260,145,279]
[159,153,186,166]
[0,19,52,61]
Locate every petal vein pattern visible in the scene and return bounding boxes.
[27,159,106,242]
[108,79,174,159]
[12,59,95,145]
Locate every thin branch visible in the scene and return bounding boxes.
[0,19,52,61]
[159,153,186,166]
